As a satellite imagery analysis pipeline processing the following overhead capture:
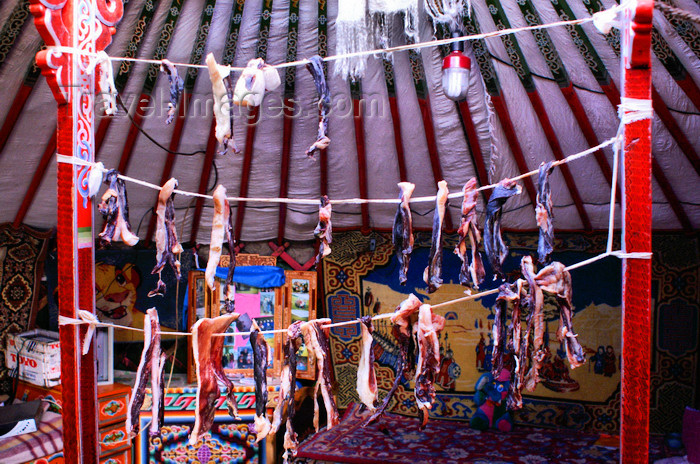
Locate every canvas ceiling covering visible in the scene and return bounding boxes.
[0,0,697,245]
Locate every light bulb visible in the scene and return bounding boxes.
[442,50,471,101]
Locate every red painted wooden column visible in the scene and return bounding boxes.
[619,0,653,462]
[29,1,123,463]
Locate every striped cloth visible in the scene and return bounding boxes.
[0,409,63,464]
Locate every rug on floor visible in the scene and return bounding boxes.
[295,403,665,464]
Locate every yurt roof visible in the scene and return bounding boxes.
[0,0,697,245]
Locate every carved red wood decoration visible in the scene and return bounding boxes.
[619,0,653,463]
[29,1,123,463]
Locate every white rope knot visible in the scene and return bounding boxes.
[592,7,622,34]
[618,97,653,124]
[59,311,102,355]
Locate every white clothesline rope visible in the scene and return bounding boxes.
[43,5,621,73]
[58,250,651,338]
[56,135,620,206]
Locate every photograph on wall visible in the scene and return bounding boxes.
[219,278,275,371]
[291,278,311,373]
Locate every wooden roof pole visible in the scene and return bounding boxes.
[144,0,218,244]
[233,0,275,245]
[190,0,248,244]
[29,2,124,464]
[620,1,653,462]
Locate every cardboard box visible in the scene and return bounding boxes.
[6,330,61,387]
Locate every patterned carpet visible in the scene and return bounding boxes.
[0,223,52,394]
[295,404,665,464]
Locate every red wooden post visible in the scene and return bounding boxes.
[619,0,653,462]
[29,1,123,463]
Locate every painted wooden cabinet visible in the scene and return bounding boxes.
[17,381,132,463]
[136,385,279,464]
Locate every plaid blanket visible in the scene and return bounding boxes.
[0,409,62,463]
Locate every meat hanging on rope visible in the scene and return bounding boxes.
[504,280,525,410]
[423,180,449,293]
[414,304,445,429]
[534,262,586,369]
[305,55,331,158]
[356,315,378,412]
[250,320,271,442]
[149,178,183,297]
[189,314,241,446]
[483,179,522,280]
[271,321,303,463]
[536,162,555,264]
[126,308,165,438]
[159,59,183,125]
[393,182,415,285]
[301,319,340,432]
[205,185,236,312]
[521,256,546,392]
[364,293,422,426]
[455,178,485,289]
[314,195,332,263]
[206,53,240,155]
[491,283,518,378]
[97,169,139,247]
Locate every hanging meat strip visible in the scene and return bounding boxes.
[159,59,183,125]
[314,195,332,263]
[98,170,139,247]
[393,182,415,285]
[536,162,555,264]
[535,262,586,369]
[484,179,522,280]
[455,178,485,288]
[205,185,236,311]
[491,283,515,377]
[271,322,303,464]
[149,178,183,297]
[301,319,340,431]
[364,294,421,426]
[126,308,165,438]
[305,55,331,158]
[521,256,545,391]
[189,314,240,446]
[505,280,525,410]
[414,304,445,429]
[206,53,240,155]
[423,181,449,293]
[356,315,378,412]
[250,320,271,442]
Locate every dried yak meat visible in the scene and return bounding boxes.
[484,179,521,280]
[455,177,485,288]
[189,314,240,446]
[414,304,445,429]
[149,178,183,297]
[424,180,448,293]
[314,195,332,263]
[126,308,165,438]
[250,320,271,442]
[364,294,421,426]
[356,316,378,412]
[159,59,183,125]
[205,185,236,312]
[206,53,239,155]
[272,321,303,463]
[301,319,340,432]
[305,55,331,157]
[98,169,139,247]
[393,182,415,285]
[536,162,555,264]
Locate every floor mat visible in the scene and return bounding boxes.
[295,403,665,464]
